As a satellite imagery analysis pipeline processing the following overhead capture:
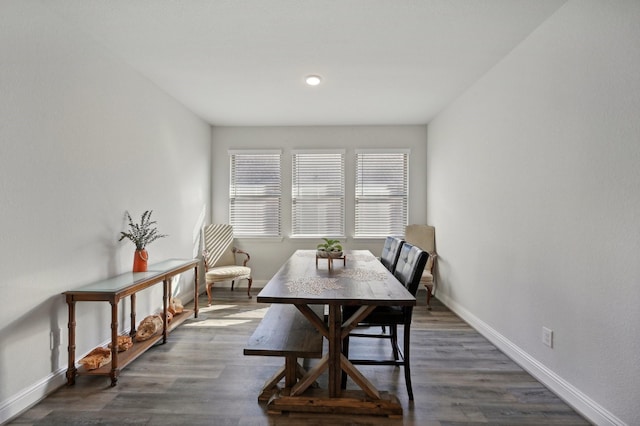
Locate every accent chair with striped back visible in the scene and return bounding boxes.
[202,224,252,305]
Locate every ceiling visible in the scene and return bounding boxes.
[45,0,566,126]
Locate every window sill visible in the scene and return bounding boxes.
[235,237,284,243]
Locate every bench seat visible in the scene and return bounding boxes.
[244,304,324,400]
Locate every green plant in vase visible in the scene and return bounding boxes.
[118,210,167,272]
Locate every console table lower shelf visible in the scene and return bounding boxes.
[75,309,193,378]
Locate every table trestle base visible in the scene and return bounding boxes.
[258,361,320,402]
[266,388,403,417]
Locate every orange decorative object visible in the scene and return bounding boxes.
[133,249,148,272]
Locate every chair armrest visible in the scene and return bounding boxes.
[233,248,251,266]
[202,250,210,270]
[425,252,437,272]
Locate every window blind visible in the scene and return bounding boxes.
[292,151,345,237]
[229,151,281,238]
[355,151,408,238]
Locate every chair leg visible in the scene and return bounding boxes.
[231,280,235,291]
[341,336,349,389]
[247,278,253,298]
[426,286,432,310]
[390,325,400,361]
[403,324,413,400]
[206,283,213,306]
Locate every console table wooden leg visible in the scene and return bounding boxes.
[163,279,169,343]
[109,300,119,387]
[194,265,199,318]
[65,297,76,385]
[129,293,137,336]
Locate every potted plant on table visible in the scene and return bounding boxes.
[118,210,167,272]
[316,238,343,259]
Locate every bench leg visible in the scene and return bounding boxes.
[258,359,318,402]
[259,366,286,401]
[284,356,298,388]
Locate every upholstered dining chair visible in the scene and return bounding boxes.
[404,224,437,309]
[378,236,404,334]
[202,224,252,305]
[342,243,428,400]
[379,236,405,273]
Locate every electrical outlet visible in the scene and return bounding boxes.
[542,327,553,348]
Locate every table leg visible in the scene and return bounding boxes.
[65,297,76,385]
[129,293,137,336]
[163,278,169,343]
[109,300,119,387]
[194,264,199,318]
[327,305,342,397]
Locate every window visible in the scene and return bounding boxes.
[229,150,281,238]
[355,150,408,238]
[292,150,345,237]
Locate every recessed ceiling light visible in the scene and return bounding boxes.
[305,75,322,86]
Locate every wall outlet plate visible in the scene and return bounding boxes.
[542,327,553,348]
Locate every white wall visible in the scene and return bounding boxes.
[211,125,428,283]
[426,1,640,424]
[0,2,211,422]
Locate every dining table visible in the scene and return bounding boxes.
[256,249,416,416]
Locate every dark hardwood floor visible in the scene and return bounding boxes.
[9,288,590,425]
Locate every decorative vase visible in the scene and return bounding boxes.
[133,249,148,272]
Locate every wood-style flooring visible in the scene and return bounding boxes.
[9,289,590,425]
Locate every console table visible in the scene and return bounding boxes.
[63,258,199,386]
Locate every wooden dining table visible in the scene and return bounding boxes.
[256,249,416,416]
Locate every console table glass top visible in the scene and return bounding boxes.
[64,259,198,295]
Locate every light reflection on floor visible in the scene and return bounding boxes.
[183,318,251,327]
[183,305,269,327]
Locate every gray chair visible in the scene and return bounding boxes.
[379,236,404,273]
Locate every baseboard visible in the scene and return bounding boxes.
[436,293,626,426]
[0,368,66,424]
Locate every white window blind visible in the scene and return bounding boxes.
[292,150,345,237]
[355,150,408,238]
[229,151,281,238]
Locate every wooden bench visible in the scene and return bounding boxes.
[244,304,324,401]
